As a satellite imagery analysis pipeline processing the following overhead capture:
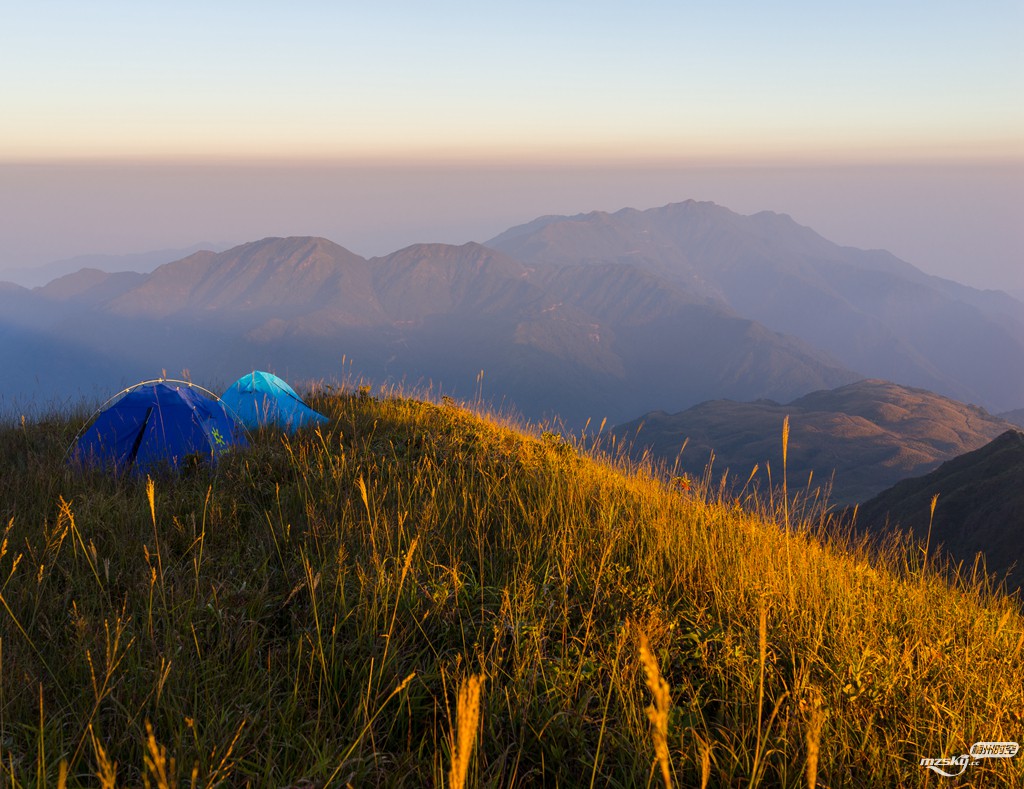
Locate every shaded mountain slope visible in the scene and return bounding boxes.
[0,282,42,328]
[0,319,126,413]
[612,380,1015,503]
[855,429,1024,593]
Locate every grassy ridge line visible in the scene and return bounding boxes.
[0,390,1020,786]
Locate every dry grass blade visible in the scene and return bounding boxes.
[146,476,156,528]
[694,733,712,789]
[781,415,790,470]
[922,492,940,580]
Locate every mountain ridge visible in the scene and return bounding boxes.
[611,379,1016,504]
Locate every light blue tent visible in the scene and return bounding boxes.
[73,380,247,475]
[221,371,329,432]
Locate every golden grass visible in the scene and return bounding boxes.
[0,389,1020,785]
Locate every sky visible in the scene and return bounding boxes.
[1,1,1021,289]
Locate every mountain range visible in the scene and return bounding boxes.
[2,201,1022,432]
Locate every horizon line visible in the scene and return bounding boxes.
[2,148,1022,170]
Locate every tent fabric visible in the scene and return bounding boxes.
[220,371,329,432]
[74,381,246,475]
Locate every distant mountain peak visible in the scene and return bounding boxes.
[105,236,377,321]
[213,235,360,261]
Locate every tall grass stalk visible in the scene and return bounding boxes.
[447,674,484,789]
[805,698,826,789]
[639,633,672,789]
[922,493,939,583]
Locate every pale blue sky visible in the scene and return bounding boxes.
[2,1,1020,159]
[0,2,1020,290]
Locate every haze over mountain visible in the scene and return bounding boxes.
[611,380,1017,504]
[855,429,1024,594]
[5,243,232,288]
[2,202,1022,433]
[488,201,1024,412]
[1000,409,1024,429]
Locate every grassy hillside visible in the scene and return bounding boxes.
[0,390,1021,787]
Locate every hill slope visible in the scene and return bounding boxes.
[611,379,1016,504]
[856,429,1024,593]
[0,394,1021,786]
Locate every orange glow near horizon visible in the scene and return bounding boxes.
[3,132,1022,168]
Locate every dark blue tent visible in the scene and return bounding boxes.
[220,371,328,432]
[73,381,246,475]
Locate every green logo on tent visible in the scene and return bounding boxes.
[211,427,226,447]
